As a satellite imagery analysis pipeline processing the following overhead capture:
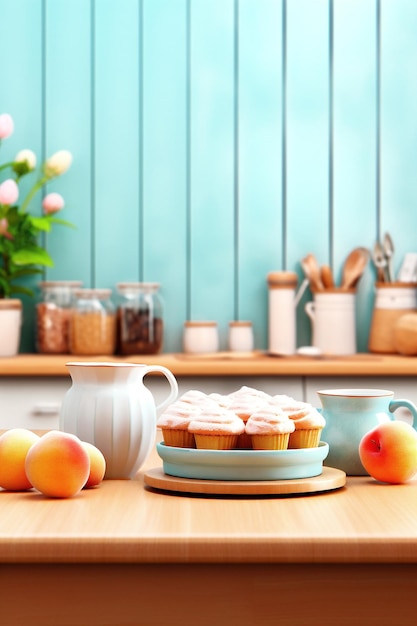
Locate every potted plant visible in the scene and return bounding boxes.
[0,112,73,356]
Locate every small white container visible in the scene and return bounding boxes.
[183,321,219,354]
[228,321,254,352]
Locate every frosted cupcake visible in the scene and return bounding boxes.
[228,399,262,449]
[157,401,201,448]
[188,408,245,450]
[286,406,326,449]
[245,408,295,450]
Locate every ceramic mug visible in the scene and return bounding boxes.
[317,388,417,475]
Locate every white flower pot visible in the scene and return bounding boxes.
[0,299,22,357]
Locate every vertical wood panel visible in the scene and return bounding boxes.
[142,0,188,353]
[332,0,377,351]
[238,0,284,349]
[2,1,417,355]
[189,0,235,348]
[286,0,330,347]
[380,0,417,277]
[45,0,93,286]
[94,0,140,289]
[0,0,43,351]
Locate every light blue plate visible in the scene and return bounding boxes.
[156,441,329,481]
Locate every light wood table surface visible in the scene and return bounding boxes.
[1,433,417,625]
[1,351,417,377]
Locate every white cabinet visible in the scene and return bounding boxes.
[0,378,71,430]
[3,373,416,430]
[0,376,304,429]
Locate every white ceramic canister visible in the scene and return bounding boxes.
[304,290,356,355]
[183,321,219,354]
[228,321,254,352]
[368,282,417,353]
[267,271,308,355]
[0,299,22,357]
[60,362,178,479]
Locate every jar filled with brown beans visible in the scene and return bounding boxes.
[116,282,163,355]
[36,281,82,354]
[70,288,116,355]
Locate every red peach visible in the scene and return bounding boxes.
[82,442,106,488]
[25,430,90,498]
[0,428,40,491]
[359,420,417,484]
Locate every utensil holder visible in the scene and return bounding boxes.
[368,282,417,353]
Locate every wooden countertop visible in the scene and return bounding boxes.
[1,435,417,565]
[1,351,417,377]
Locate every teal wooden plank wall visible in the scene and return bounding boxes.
[1,0,417,354]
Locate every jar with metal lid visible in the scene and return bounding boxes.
[36,281,82,354]
[116,282,163,355]
[70,288,116,355]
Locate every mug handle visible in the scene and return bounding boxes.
[144,365,179,414]
[389,399,417,427]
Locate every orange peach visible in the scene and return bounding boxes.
[82,442,106,488]
[0,428,40,491]
[25,430,90,498]
[359,420,417,484]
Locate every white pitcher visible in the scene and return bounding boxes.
[305,291,356,355]
[60,362,178,479]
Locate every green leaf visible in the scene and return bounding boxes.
[29,215,52,232]
[9,284,34,297]
[11,246,54,267]
[49,216,76,228]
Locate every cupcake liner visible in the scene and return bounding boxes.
[162,428,196,448]
[194,434,238,450]
[288,428,322,449]
[250,432,290,450]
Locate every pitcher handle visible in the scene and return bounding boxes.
[144,365,179,415]
[389,399,417,427]
[305,301,315,322]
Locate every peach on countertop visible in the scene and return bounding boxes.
[82,442,106,488]
[25,430,90,498]
[0,428,40,491]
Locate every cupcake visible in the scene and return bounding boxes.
[285,405,326,449]
[157,401,201,448]
[245,408,295,450]
[228,399,262,449]
[188,407,245,450]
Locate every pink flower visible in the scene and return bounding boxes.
[0,113,14,140]
[0,179,19,206]
[42,192,65,214]
[0,218,13,240]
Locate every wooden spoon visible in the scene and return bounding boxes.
[341,247,370,290]
[320,264,335,289]
[301,253,324,292]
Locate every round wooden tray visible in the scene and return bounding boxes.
[144,466,346,496]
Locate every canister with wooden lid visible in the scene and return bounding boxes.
[267,271,308,356]
[368,282,417,353]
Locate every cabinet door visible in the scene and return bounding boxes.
[0,378,71,430]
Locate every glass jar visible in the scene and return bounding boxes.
[36,281,82,354]
[70,288,116,355]
[116,282,163,355]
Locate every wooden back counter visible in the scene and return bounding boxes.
[1,350,417,377]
